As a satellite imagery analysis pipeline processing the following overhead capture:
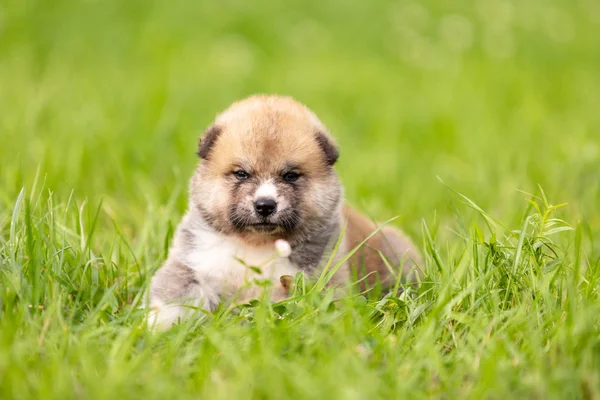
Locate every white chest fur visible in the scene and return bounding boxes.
[174,226,299,299]
[149,226,300,330]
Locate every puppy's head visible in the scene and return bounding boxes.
[191,95,342,246]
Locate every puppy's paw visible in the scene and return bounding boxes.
[147,300,186,331]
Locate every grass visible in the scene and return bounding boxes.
[1,0,600,398]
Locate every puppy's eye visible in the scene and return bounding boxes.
[283,171,300,182]
[233,170,250,181]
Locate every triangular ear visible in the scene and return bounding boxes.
[197,125,222,159]
[315,131,339,166]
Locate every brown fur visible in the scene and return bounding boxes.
[343,205,422,290]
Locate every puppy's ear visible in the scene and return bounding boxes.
[315,132,339,166]
[197,125,222,159]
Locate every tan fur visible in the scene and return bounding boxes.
[343,206,422,290]
[209,95,332,178]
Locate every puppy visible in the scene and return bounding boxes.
[148,95,422,330]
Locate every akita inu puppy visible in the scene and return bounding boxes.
[148,95,421,330]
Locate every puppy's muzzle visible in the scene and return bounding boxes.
[254,197,277,217]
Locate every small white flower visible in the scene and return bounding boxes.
[274,239,292,258]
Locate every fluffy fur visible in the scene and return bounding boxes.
[148,95,421,330]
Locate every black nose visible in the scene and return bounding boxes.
[254,198,277,217]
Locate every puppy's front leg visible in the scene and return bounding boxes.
[147,257,219,331]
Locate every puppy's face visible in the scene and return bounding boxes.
[191,96,342,246]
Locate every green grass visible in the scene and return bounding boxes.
[1,0,600,398]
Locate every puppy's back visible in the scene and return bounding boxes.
[343,206,422,290]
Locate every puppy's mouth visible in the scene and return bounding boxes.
[248,222,282,234]
[228,206,300,235]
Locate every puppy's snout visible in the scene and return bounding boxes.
[254,198,277,217]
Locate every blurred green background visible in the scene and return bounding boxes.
[1,0,599,240]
